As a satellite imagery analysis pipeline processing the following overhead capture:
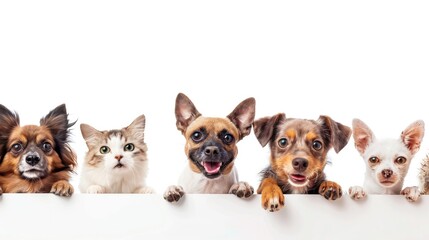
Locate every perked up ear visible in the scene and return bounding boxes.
[227,97,256,140]
[0,104,20,160]
[175,93,202,134]
[253,113,286,147]
[125,114,146,143]
[40,104,76,169]
[80,124,103,148]
[352,119,375,155]
[318,115,352,153]
[401,120,425,155]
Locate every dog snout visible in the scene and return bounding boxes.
[204,146,219,157]
[292,158,308,172]
[26,154,40,166]
[382,169,393,178]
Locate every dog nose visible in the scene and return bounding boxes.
[292,158,308,172]
[382,169,393,178]
[26,155,40,166]
[204,146,219,157]
[115,155,123,161]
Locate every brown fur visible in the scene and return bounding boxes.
[0,104,76,196]
[254,113,351,211]
[419,155,429,194]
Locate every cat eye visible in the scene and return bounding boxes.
[11,143,23,154]
[395,156,407,165]
[278,138,288,148]
[100,146,110,154]
[42,142,52,152]
[191,131,204,142]
[222,133,234,144]
[369,156,380,164]
[312,140,323,151]
[124,143,135,152]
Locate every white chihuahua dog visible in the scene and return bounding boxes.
[349,119,424,202]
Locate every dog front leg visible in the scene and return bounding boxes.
[401,186,421,202]
[50,180,74,197]
[319,180,342,200]
[229,181,254,198]
[258,178,284,212]
[163,185,185,202]
[348,186,366,200]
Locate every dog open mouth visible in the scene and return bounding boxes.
[202,161,223,175]
[288,174,309,186]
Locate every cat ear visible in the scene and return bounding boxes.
[80,123,103,148]
[126,115,146,141]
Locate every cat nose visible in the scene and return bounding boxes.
[115,155,123,161]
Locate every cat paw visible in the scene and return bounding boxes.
[348,186,366,200]
[261,187,284,212]
[163,185,185,202]
[229,181,254,198]
[135,186,155,194]
[86,185,105,194]
[319,181,342,200]
[401,186,421,202]
[50,180,74,197]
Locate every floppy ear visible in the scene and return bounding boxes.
[175,93,201,134]
[318,115,352,153]
[0,104,20,160]
[401,120,425,155]
[352,119,375,155]
[40,104,76,169]
[80,123,103,148]
[227,97,256,140]
[253,113,286,147]
[125,114,146,144]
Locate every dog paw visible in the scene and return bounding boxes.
[401,186,421,202]
[229,182,254,198]
[348,186,366,200]
[50,180,74,197]
[0,186,3,195]
[86,185,105,194]
[134,186,155,194]
[261,188,284,212]
[319,181,342,200]
[163,185,185,202]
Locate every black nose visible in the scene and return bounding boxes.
[292,158,308,172]
[382,169,393,178]
[26,155,40,166]
[204,146,219,157]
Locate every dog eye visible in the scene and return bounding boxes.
[124,143,135,152]
[278,138,288,148]
[100,146,110,154]
[312,140,323,150]
[369,156,379,164]
[42,142,52,152]
[395,156,407,164]
[222,134,234,144]
[191,131,203,142]
[11,143,23,154]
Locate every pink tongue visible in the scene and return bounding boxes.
[291,174,306,182]
[203,162,222,174]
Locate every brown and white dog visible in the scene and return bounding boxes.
[253,113,351,212]
[163,93,255,202]
[0,104,76,196]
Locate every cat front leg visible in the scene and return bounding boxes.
[86,185,106,194]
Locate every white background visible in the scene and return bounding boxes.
[1,0,429,195]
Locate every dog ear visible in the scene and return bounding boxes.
[125,114,146,143]
[40,104,76,169]
[227,97,256,140]
[0,104,20,160]
[352,119,375,155]
[80,123,103,148]
[401,120,425,155]
[175,93,201,134]
[253,113,286,147]
[318,115,352,153]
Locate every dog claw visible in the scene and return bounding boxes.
[164,185,185,203]
[228,182,254,199]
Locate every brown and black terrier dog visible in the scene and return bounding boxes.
[0,104,76,196]
[253,113,351,212]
